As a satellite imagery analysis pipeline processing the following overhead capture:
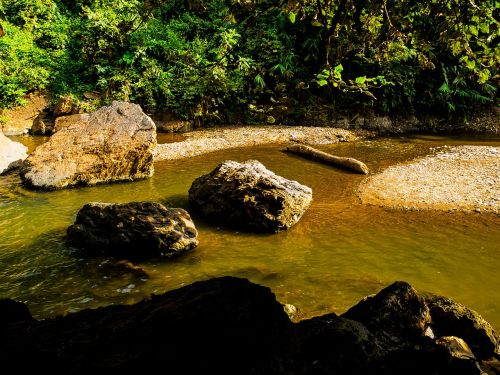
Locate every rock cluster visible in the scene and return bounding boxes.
[20,101,156,190]
[67,201,198,260]
[0,277,497,374]
[189,160,312,232]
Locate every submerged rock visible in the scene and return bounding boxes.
[0,133,28,174]
[67,201,198,259]
[426,294,500,359]
[20,101,156,189]
[189,160,312,232]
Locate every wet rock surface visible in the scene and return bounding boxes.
[67,201,198,260]
[189,160,313,232]
[20,101,156,190]
[1,277,498,374]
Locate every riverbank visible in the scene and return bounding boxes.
[358,145,500,214]
[154,125,370,161]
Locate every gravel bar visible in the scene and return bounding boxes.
[154,126,368,161]
[358,146,500,214]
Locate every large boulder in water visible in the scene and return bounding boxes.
[20,101,156,189]
[0,133,28,174]
[188,160,312,232]
[67,201,198,259]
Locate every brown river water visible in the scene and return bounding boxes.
[1,134,499,329]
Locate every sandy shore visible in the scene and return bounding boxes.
[154,126,368,161]
[358,146,500,214]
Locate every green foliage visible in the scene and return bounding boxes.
[288,0,498,114]
[0,0,497,121]
[0,21,53,107]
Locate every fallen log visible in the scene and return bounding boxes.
[285,143,369,174]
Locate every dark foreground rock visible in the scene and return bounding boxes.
[426,294,500,359]
[67,201,198,259]
[20,101,156,189]
[0,133,28,174]
[0,278,498,374]
[342,281,431,350]
[0,277,294,374]
[189,160,312,232]
[296,312,383,374]
[0,299,35,327]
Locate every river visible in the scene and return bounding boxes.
[1,134,499,329]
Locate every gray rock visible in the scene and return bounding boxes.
[342,281,431,351]
[67,201,198,260]
[426,294,500,359]
[20,101,156,189]
[189,160,312,232]
[0,133,28,174]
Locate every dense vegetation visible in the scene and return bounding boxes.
[0,0,498,124]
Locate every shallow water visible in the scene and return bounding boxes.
[1,134,499,329]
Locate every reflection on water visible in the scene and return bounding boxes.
[0,135,499,330]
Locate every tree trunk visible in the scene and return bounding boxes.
[285,143,369,174]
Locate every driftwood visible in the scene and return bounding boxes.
[285,143,369,174]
